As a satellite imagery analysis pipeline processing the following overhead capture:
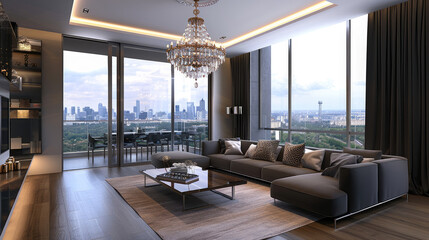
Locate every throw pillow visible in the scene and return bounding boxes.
[224,141,243,155]
[343,147,382,161]
[301,149,325,171]
[322,153,362,178]
[283,143,306,167]
[362,157,375,163]
[219,138,240,153]
[244,144,257,158]
[274,146,283,161]
[252,140,280,162]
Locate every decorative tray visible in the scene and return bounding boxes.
[156,172,199,184]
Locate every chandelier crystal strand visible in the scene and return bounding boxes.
[166,0,225,88]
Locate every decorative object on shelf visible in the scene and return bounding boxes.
[226,106,243,115]
[166,0,225,88]
[24,53,29,67]
[18,36,32,51]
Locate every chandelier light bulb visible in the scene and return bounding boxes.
[166,0,225,88]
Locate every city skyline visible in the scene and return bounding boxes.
[63,98,207,121]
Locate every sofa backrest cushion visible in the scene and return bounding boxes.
[343,147,382,160]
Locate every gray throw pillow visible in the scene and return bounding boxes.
[219,137,240,153]
[252,140,280,162]
[283,143,305,167]
[343,147,382,161]
[301,149,325,171]
[322,153,362,178]
[224,141,243,155]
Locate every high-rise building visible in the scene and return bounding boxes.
[318,101,323,120]
[187,102,195,119]
[98,103,107,118]
[175,105,180,113]
[135,100,140,117]
[71,106,76,115]
[148,109,153,118]
[64,107,67,119]
[199,98,206,119]
[139,112,148,119]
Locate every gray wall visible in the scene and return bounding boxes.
[212,58,233,140]
[20,28,63,175]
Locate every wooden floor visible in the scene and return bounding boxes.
[3,165,429,240]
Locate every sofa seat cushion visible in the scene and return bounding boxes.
[261,165,317,182]
[271,173,348,217]
[208,154,245,170]
[230,159,282,179]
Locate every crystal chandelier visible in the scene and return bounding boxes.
[166,0,226,88]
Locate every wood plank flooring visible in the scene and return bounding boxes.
[3,165,429,240]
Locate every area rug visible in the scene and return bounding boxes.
[106,174,321,240]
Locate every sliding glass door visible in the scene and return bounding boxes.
[63,40,210,169]
[63,38,118,170]
[122,46,172,164]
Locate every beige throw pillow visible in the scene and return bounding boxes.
[244,144,257,158]
[301,149,325,171]
[283,143,305,167]
[362,157,375,163]
[224,141,243,155]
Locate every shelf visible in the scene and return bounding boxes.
[12,49,41,55]
[10,107,41,110]
[12,67,41,72]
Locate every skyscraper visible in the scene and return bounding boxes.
[199,98,206,119]
[71,106,76,115]
[318,101,323,120]
[175,105,180,113]
[187,102,195,119]
[135,100,140,117]
[148,109,153,118]
[64,107,67,119]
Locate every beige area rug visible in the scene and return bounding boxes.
[106,175,321,240]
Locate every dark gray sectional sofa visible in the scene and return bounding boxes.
[202,140,409,225]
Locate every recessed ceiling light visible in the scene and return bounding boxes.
[82,8,89,14]
[219,36,227,40]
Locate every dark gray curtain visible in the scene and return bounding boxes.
[230,53,250,139]
[365,0,429,195]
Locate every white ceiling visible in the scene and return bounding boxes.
[3,0,406,57]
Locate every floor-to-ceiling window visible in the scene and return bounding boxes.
[174,71,208,153]
[266,15,367,149]
[63,49,112,169]
[123,57,172,163]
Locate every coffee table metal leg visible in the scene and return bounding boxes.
[211,186,235,200]
[182,195,186,211]
[144,174,146,187]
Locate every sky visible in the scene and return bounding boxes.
[63,52,208,113]
[270,15,367,112]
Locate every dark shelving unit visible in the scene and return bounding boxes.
[10,39,42,160]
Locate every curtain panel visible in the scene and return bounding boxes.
[365,0,429,195]
[230,53,250,139]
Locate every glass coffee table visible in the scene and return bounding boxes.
[140,168,247,210]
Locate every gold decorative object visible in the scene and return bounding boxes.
[166,0,225,88]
